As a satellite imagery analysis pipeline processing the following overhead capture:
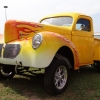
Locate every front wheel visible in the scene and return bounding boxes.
[0,65,15,79]
[44,58,70,95]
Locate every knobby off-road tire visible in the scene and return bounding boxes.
[44,58,70,95]
[0,65,15,79]
[94,61,100,72]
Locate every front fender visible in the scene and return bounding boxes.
[30,31,79,69]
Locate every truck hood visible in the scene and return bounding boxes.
[4,20,71,43]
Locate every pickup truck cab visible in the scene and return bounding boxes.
[0,12,100,95]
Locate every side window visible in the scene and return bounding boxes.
[76,18,90,31]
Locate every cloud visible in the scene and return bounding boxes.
[1,0,100,20]
[51,0,100,15]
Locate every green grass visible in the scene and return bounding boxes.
[0,67,100,100]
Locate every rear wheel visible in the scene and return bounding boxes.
[44,58,70,95]
[94,61,100,72]
[0,65,15,79]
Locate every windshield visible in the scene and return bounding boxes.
[41,16,73,26]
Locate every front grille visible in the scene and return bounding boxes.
[0,44,3,57]
[3,44,20,58]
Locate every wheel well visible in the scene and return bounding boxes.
[56,46,74,68]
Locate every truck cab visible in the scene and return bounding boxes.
[40,13,94,67]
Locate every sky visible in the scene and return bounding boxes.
[0,0,100,33]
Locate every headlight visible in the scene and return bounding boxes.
[32,34,43,49]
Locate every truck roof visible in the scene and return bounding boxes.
[40,12,92,22]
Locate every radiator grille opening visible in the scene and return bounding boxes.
[3,44,20,58]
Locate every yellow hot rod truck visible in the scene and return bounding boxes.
[0,12,100,94]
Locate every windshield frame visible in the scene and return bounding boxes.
[40,16,73,27]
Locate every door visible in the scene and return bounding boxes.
[72,17,94,66]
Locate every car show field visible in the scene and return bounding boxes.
[0,67,100,100]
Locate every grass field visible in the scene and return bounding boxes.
[0,66,100,100]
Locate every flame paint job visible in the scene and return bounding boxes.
[4,20,43,43]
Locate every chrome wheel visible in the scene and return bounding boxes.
[54,65,67,89]
[44,58,70,95]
